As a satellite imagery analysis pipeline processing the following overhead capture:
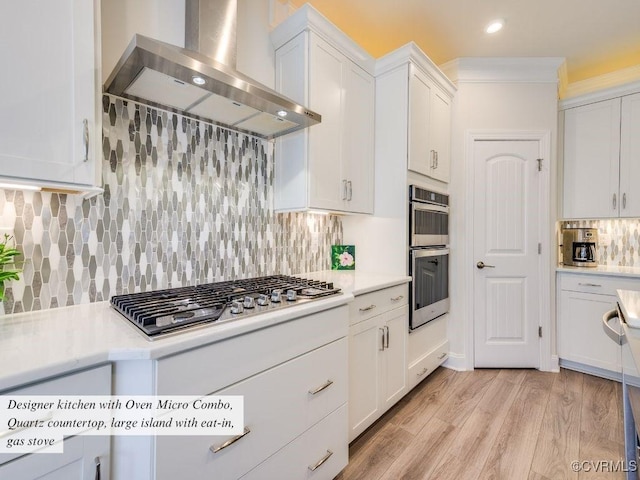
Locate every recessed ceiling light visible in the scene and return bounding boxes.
[192,75,206,86]
[485,19,504,34]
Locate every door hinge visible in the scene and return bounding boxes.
[538,326,542,338]
[538,243,542,254]
[537,158,543,171]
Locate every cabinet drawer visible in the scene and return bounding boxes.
[0,364,111,466]
[349,284,408,325]
[156,305,348,395]
[155,338,347,480]
[241,404,348,480]
[407,339,449,391]
[559,273,640,296]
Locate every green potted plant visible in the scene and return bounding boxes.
[0,234,21,305]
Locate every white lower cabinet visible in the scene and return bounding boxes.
[154,337,348,480]
[0,365,111,479]
[406,315,449,391]
[557,272,640,376]
[0,435,107,480]
[112,305,349,479]
[348,286,408,442]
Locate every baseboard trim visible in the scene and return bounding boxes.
[559,359,621,382]
[443,353,469,371]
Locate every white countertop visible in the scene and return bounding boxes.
[0,271,409,392]
[557,264,640,278]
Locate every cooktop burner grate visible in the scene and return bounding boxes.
[110,275,341,339]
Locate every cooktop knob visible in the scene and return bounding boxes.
[271,289,282,303]
[257,294,270,306]
[243,296,255,309]
[286,289,297,302]
[230,301,244,314]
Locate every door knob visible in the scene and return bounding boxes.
[476,261,495,269]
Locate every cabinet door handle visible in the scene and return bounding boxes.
[95,456,101,480]
[390,295,404,301]
[623,193,627,209]
[613,193,617,210]
[380,328,385,351]
[430,150,436,169]
[347,180,352,201]
[359,304,377,312]
[83,118,89,162]
[342,180,348,200]
[210,427,250,453]
[578,282,601,287]
[385,325,390,349]
[308,379,333,395]
[308,450,333,471]
[435,151,439,169]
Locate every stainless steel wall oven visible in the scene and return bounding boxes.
[409,186,450,330]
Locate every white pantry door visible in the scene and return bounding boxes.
[473,139,541,368]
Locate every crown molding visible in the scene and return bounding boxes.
[270,3,375,74]
[375,42,456,96]
[561,65,640,102]
[440,57,564,84]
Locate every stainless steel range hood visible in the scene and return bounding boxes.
[104,0,320,139]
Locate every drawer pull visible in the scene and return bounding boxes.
[417,367,429,377]
[359,304,377,312]
[308,449,333,471]
[308,379,334,395]
[578,283,601,287]
[391,295,404,301]
[210,427,250,453]
[437,352,447,360]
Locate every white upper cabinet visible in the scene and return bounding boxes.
[408,64,452,182]
[562,89,640,219]
[271,5,375,214]
[377,44,455,185]
[619,92,640,217]
[0,0,102,196]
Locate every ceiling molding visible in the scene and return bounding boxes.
[440,57,564,84]
[270,3,375,73]
[376,42,456,95]
[561,65,640,101]
[559,78,640,109]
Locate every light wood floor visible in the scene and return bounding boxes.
[336,367,626,480]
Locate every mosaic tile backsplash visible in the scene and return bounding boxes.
[0,95,342,314]
[560,219,640,266]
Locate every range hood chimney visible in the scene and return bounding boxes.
[104,0,320,139]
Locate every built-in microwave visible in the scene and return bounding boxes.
[409,185,449,247]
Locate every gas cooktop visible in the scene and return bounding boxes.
[110,275,341,339]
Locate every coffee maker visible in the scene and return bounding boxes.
[562,228,598,267]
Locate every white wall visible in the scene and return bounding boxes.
[101,0,286,88]
[447,77,560,370]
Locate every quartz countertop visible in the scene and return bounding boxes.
[557,264,640,277]
[0,270,409,392]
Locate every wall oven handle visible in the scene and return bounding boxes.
[602,308,624,345]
